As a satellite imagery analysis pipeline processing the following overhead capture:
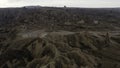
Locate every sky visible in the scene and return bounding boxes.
[0,0,120,8]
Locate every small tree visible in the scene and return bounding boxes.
[64,5,67,8]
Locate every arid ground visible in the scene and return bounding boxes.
[0,7,120,68]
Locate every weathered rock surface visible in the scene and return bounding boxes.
[0,31,120,68]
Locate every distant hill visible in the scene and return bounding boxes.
[23,5,42,8]
[0,7,120,31]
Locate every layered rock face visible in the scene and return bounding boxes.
[0,31,120,68]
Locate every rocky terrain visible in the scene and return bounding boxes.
[0,6,120,68]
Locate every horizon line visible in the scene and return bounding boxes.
[0,5,120,9]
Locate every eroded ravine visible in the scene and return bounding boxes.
[0,31,120,68]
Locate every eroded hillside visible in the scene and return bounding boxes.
[0,31,120,68]
[0,7,120,68]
